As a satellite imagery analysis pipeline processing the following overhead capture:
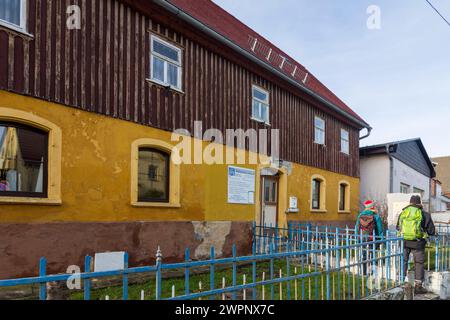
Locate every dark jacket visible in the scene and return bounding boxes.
[396,205,436,249]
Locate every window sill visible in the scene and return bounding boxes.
[145,79,184,94]
[340,151,350,156]
[310,209,328,214]
[131,201,181,208]
[250,117,271,126]
[314,142,326,147]
[0,197,62,206]
[0,22,34,39]
[338,210,352,214]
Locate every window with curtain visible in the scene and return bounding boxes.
[0,121,48,197]
[0,0,25,30]
[341,129,350,154]
[312,178,322,210]
[138,148,170,203]
[339,183,348,211]
[150,35,182,90]
[314,116,325,145]
[252,85,270,124]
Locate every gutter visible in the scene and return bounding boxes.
[152,0,372,131]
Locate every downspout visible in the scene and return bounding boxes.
[152,0,372,131]
[386,144,394,193]
[359,127,372,140]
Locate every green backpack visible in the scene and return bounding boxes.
[399,207,424,241]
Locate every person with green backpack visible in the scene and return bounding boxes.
[397,195,436,294]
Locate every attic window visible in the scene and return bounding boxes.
[0,0,27,32]
[150,35,182,90]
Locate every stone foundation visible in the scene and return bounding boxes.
[424,271,450,300]
[0,221,252,279]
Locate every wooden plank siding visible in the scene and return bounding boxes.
[0,0,361,177]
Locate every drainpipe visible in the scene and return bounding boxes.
[151,0,372,131]
[387,144,394,193]
[359,127,372,140]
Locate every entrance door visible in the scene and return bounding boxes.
[261,176,279,227]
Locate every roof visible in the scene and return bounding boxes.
[360,138,436,178]
[162,0,369,128]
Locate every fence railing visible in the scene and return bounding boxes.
[427,223,450,272]
[0,226,405,301]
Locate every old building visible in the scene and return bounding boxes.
[360,138,436,211]
[432,156,450,195]
[0,0,370,278]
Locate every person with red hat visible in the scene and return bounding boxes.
[355,200,384,277]
[356,200,384,239]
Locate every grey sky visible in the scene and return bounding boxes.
[213,0,450,157]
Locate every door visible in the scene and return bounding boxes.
[261,176,279,227]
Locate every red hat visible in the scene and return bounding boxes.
[364,200,376,210]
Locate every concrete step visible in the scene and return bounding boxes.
[414,293,441,300]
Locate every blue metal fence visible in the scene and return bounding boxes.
[0,223,406,301]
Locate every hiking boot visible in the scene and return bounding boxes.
[414,283,428,295]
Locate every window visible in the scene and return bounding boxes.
[341,129,350,154]
[339,182,350,212]
[150,36,182,90]
[0,0,26,31]
[413,187,425,198]
[312,179,321,210]
[264,178,278,204]
[0,121,48,198]
[138,148,170,203]
[400,183,410,194]
[252,85,270,124]
[314,117,325,145]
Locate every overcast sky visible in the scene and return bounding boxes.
[213,0,450,158]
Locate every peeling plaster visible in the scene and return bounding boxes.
[192,221,232,259]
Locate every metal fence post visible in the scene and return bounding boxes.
[270,242,274,300]
[232,244,237,300]
[156,246,162,300]
[210,247,215,300]
[252,242,257,300]
[185,247,190,297]
[326,227,330,301]
[39,257,47,301]
[435,236,439,273]
[84,255,91,301]
[123,252,129,301]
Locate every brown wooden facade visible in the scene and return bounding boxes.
[0,0,364,178]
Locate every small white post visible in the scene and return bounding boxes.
[141,290,145,301]
[172,285,176,298]
[262,272,266,300]
[105,295,109,301]
[294,267,298,300]
[222,277,226,301]
[243,275,247,301]
[199,281,202,300]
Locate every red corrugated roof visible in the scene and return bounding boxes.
[166,0,367,126]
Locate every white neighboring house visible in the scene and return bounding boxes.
[360,138,436,212]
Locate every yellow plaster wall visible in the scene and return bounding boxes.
[0,91,360,224]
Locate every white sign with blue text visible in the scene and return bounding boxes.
[227,166,256,204]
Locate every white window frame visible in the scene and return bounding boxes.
[150,35,182,91]
[251,85,270,125]
[314,116,326,145]
[400,183,410,194]
[341,129,350,155]
[0,0,27,34]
